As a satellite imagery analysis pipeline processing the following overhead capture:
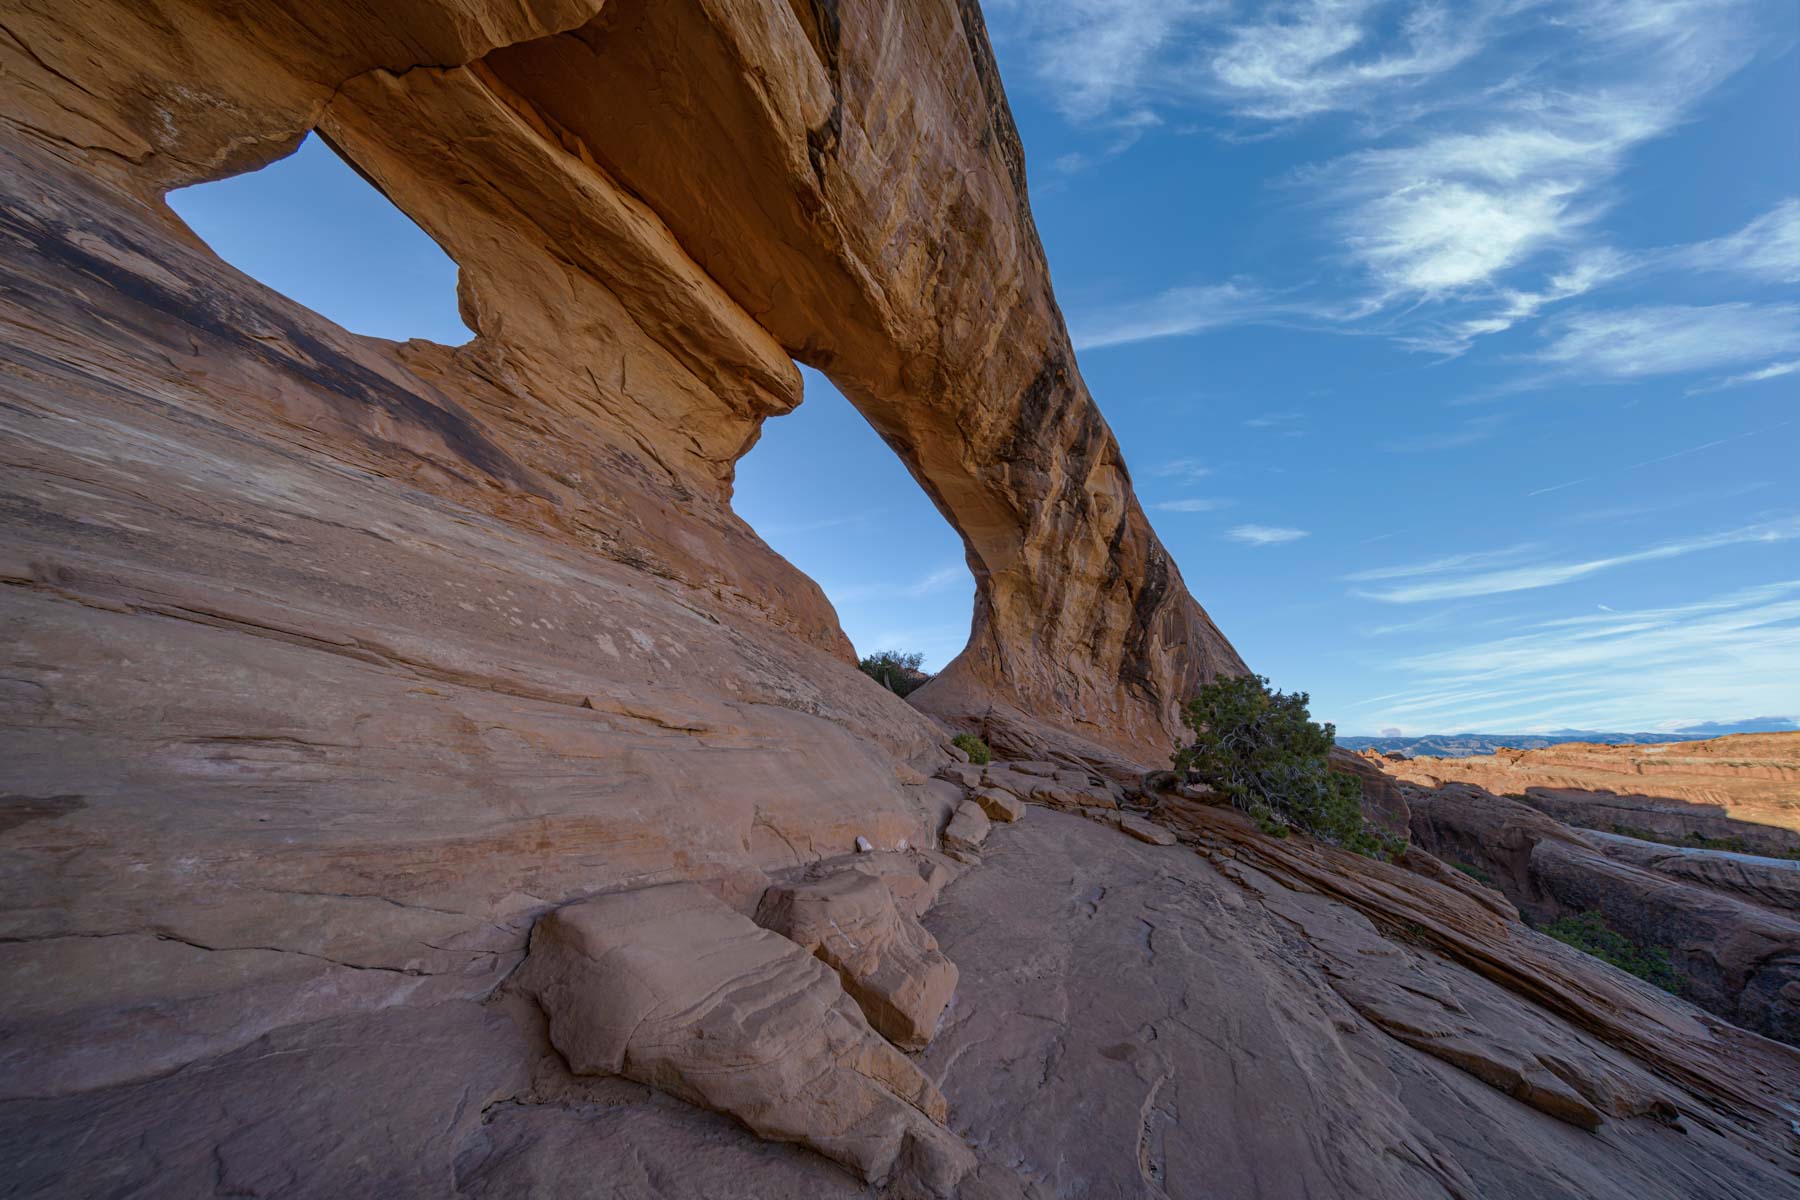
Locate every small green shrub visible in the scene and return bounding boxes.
[1541,910,1680,993]
[1174,673,1403,859]
[1451,860,1492,884]
[858,650,930,698]
[951,732,991,765]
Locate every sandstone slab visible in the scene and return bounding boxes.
[1115,813,1177,846]
[972,787,1026,824]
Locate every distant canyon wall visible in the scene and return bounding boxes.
[1379,733,1800,846]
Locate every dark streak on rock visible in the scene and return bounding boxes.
[0,196,540,495]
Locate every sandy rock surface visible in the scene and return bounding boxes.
[1407,782,1800,1044]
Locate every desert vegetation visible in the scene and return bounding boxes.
[857,650,930,697]
[1539,910,1681,993]
[1176,674,1402,859]
[951,732,992,765]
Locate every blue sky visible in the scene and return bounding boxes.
[171,0,1798,736]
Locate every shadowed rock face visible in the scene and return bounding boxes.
[4,3,1800,1198]
[1402,780,1800,1045]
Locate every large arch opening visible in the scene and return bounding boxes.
[733,365,976,677]
[166,133,472,347]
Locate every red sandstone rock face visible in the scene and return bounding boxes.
[3,3,1800,1197]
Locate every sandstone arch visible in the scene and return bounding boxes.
[2,0,1242,766]
[5,4,1800,1198]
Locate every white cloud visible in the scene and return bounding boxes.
[901,566,971,597]
[1209,0,1496,121]
[1007,1,1774,355]
[1227,524,1310,544]
[1320,0,1762,304]
[1355,517,1800,603]
[991,0,1504,126]
[1346,580,1800,731]
[1071,282,1266,349]
[1674,197,1800,283]
[1687,358,1800,395]
[1535,303,1800,378]
[1154,498,1233,512]
[985,0,1215,123]
[1401,248,1632,355]
[1344,543,1536,582]
[1245,410,1305,428]
[829,564,970,603]
[1151,458,1214,479]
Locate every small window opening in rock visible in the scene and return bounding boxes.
[167,133,472,346]
[733,365,975,677]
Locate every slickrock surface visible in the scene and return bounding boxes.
[922,808,1800,1199]
[1377,732,1800,850]
[3,0,1799,1196]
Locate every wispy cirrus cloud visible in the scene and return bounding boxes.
[1355,517,1800,603]
[1209,0,1501,121]
[1151,457,1214,479]
[1154,497,1234,512]
[1010,0,1779,358]
[1673,197,1800,284]
[829,564,970,603]
[1380,414,1504,452]
[1343,543,1537,582]
[1244,410,1306,429]
[989,0,1508,127]
[1329,0,1759,304]
[1347,580,1800,731]
[1519,419,1793,500]
[1687,358,1800,395]
[1534,303,1800,378]
[1227,523,1310,545]
[1070,282,1270,349]
[984,0,1214,124]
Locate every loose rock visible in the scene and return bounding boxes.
[518,883,968,1186]
[972,788,1026,824]
[758,869,958,1050]
[943,801,993,854]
